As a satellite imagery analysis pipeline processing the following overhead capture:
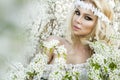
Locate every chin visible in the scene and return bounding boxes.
[73,32,81,36]
[73,32,87,37]
[73,31,81,36]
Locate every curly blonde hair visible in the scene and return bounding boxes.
[65,0,114,45]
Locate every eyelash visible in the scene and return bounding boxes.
[85,16,93,21]
[74,9,93,21]
[75,10,80,15]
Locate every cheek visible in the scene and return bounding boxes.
[83,22,95,33]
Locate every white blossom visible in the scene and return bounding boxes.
[43,39,60,49]
[54,57,66,64]
[54,45,67,55]
[6,62,26,80]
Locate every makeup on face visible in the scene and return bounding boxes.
[72,7,97,36]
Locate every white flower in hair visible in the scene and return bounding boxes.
[106,0,115,8]
[75,0,110,23]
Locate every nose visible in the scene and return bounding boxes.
[75,16,83,24]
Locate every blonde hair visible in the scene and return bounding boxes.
[65,0,114,46]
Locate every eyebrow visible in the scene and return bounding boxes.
[76,8,94,17]
[84,13,93,17]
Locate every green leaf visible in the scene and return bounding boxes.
[26,71,38,78]
[92,62,101,70]
[104,66,108,73]
[13,75,17,80]
[104,59,107,64]
[50,48,53,53]
[88,77,93,80]
[55,71,58,75]
[109,62,117,70]
[62,71,72,80]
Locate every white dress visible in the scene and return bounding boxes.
[41,63,88,80]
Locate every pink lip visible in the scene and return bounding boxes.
[73,25,81,30]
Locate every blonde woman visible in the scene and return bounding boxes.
[46,0,113,64]
[41,0,114,79]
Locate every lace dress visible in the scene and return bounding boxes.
[41,63,88,80]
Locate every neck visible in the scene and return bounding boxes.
[73,41,89,50]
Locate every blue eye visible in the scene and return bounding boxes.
[75,10,80,15]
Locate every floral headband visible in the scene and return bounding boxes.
[74,0,110,23]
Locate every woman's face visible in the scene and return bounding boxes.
[72,6,97,37]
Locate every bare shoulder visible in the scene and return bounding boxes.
[46,36,61,41]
